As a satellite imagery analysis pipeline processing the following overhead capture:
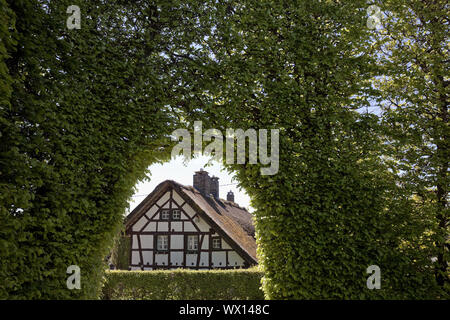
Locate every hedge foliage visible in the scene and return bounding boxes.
[110,235,131,271]
[101,269,264,300]
[0,0,211,298]
[372,0,449,289]
[1,0,447,300]
[171,0,448,298]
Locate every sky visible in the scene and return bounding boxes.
[127,155,253,214]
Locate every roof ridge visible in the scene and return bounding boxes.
[171,180,249,212]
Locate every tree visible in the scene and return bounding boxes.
[372,0,449,291]
[0,0,215,298]
[175,0,443,298]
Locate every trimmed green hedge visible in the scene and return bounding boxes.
[110,235,131,271]
[101,269,264,300]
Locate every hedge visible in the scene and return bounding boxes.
[110,235,131,271]
[0,0,214,299]
[184,0,447,299]
[0,0,174,298]
[2,0,447,300]
[101,268,264,300]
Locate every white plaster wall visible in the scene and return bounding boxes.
[196,218,210,232]
[162,202,170,209]
[186,254,197,267]
[222,239,232,250]
[172,191,184,206]
[171,221,182,232]
[157,191,170,207]
[132,251,141,265]
[180,212,189,220]
[145,205,158,219]
[212,251,226,267]
[143,221,157,232]
[155,254,168,266]
[158,222,169,232]
[201,235,209,249]
[132,235,139,249]
[170,235,184,249]
[171,252,183,266]
[132,216,147,232]
[142,251,153,265]
[228,251,245,267]
[182,203,196,217]
[140,235,153,249]
[200,252,209,267]
[184,221,196,232]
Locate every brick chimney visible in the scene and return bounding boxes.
[210,176,219,199]
[193,169,211,196]
[227,190,235,202]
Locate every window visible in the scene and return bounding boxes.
[187,235,198,251]
[172,209,181,220]
[161,210,170,220]
[212,237,221,249]
[157,235,168,251]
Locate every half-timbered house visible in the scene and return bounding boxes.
[124,169,257,270]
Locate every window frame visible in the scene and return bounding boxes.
[160,209,170,220]
[212,237,222,250]
[186,235,199,252]
[156,235,169,252]
[172,209,181,220]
